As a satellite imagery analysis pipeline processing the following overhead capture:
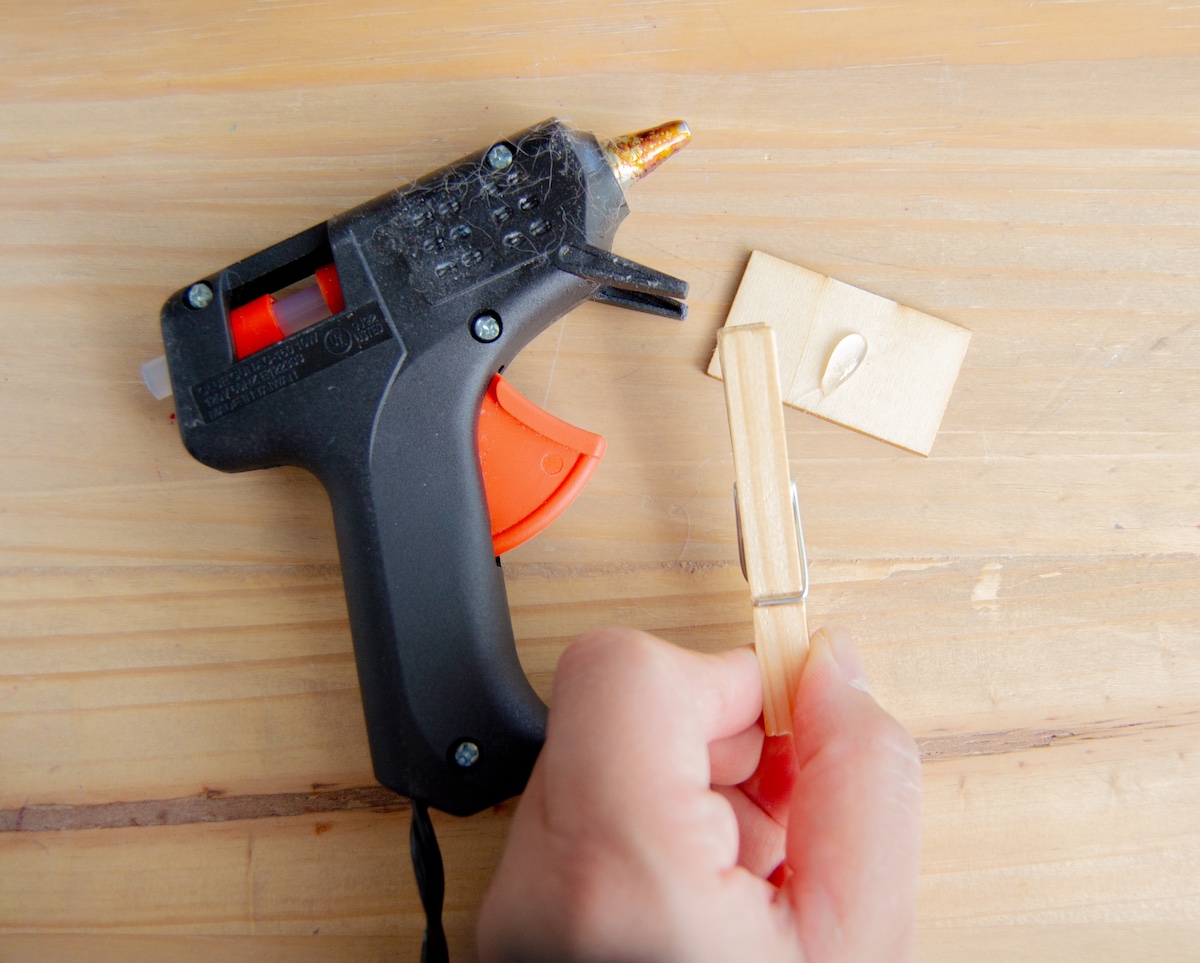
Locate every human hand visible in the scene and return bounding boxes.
[477,626,922,963]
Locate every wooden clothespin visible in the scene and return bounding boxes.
[718,323,810,736]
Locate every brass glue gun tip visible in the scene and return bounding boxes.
[601,120,691,188]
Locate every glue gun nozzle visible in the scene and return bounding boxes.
[601,120,691,189]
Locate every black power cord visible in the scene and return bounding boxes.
[409,799,449,963]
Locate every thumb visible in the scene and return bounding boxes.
[784,627,922,963]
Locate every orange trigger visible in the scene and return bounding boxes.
[478,375,606,555]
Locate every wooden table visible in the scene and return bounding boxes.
[2,2,1198,959]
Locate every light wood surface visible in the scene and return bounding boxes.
[2,2,1199,960]
[718,324,810,735]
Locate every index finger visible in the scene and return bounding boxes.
[542,629,762,815]
[553,629,762,742]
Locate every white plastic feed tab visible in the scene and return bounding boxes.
[141,354,172,400]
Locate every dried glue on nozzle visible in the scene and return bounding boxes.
[141,263,345,400]
[600,120,691,188]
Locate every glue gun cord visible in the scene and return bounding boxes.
[410,799,449,963]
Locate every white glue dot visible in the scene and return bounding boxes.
[820,333,868,396]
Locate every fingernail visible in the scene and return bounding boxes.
[811,627,871,694]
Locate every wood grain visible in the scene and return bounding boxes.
[2,1,1199,960]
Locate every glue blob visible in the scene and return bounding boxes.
[820,333,868,396]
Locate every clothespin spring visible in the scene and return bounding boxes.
[733,479,809,607]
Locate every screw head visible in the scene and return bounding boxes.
[453,740,480,768]
[185,282,214,310]
[471,312,502,343]
[486,143,514,172]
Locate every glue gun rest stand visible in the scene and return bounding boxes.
[149,118,691,818]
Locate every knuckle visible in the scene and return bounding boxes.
[558,627,670,682]
[550,847,642,955]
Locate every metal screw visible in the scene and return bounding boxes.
[453,740,480,768]
[471,312,502,343]
[185,282,214,310]
[486,143,514,171]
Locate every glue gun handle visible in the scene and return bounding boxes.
[323,349,547,817]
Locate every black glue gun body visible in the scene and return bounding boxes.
[157,119,690,815]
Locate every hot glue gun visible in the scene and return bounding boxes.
[149,119,691,817]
